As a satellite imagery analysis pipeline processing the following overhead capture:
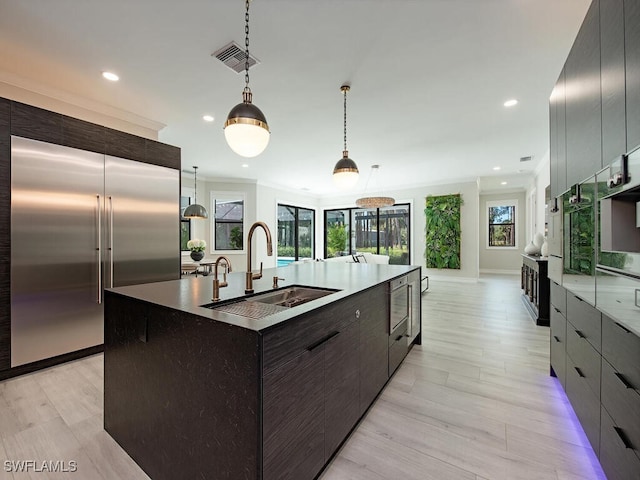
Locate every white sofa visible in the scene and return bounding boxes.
[322,252,390,264]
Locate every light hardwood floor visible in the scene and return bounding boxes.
[0,275,607,480]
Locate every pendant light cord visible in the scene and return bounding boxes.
[343,87,348,152]
[193,166,198,204]
[244,0,251,94]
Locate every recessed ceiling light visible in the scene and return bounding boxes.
[501,181,508,185]
[203,115,214,122]
[102,71,119,82]
[504,99,518,107]
[241,164,249,168]
[493,166,501,171]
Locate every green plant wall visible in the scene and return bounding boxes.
[425,194,463,269]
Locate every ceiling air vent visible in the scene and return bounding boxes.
[212,41,260,74]
[520,155,533,162]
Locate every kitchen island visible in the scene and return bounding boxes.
[104,262,421,480]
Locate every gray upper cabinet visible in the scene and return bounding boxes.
[626,0,640,150]
[550,75,559,198]
[565,0,602,186]
[557,69,568,195]
[600,0,627,164]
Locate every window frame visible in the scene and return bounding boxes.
[486,199,519,249]
[323,203,411,264]
[277,203,316,262]
[180,195,192,252]
[211,191,246,254]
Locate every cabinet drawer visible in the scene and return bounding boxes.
[388,319,408,376]
[262,294,361,374]
[566,324,601,401]
[550,281,567,315]
[263,309,338,375]
[566,293,601,353]
[599,405,640,480]
[602,313,640,391]
[565,354,601,455]
[601,358,640,458]
[550,308,567,388]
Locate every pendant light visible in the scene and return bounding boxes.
[183,166,209,219]
[355,165,395,209]
[224,0,270,158]
[333,84,359,189]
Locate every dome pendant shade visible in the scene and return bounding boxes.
[183,203,209,219]
[183,165,208,219]
[224,91,270,158]
[333,150,359,189]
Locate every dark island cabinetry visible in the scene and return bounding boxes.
[104,265,419,480]
[520,255,549,326]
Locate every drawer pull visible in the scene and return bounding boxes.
[574,330,585,339]
[574,296,584,302]
[553,335,561,343]
[395,334,404,342]
[615,372,634,389]
[574,367,585,378]
[613,426,634,449]
[614,321,632,334]
[306,331,340,351]
[553,307,562,313]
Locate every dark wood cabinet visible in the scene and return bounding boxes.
[550,68,568,198]
[566,353,601,455]
[566,293,602,353]
[263,348,326,480]
[358,285,389,415]
[324,318,360,460]
[520,255,549,326]
[600,0,627,162]
[626,0,640,150]
[550,2,640,478]
[600,405,640,480]
[262,284,393,480]
[550,307,567,387]
[0,98,9,371]
[565,0,602,185]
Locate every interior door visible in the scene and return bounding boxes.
[10,136,104,366]
[104,156,179,288]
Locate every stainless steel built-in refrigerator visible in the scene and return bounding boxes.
[10,136,179,367]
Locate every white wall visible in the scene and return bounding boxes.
[526,151,551,242]
[479,191,526,274]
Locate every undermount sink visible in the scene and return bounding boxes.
[249,286,337,308]
[202,285,339,319]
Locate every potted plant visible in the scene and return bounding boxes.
[187,239,206,262]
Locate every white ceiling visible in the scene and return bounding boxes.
[0,0,590,196]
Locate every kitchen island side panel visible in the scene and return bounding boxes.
[0,98,9,370]
[104,291,261,480]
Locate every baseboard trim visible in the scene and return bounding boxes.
[480,269,520,275]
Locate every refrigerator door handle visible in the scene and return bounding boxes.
[109,195,114,288]
[97,195,102,304]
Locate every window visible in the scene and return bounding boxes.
[212,193,245,251]
[487,200,518,248]
[324,204,410,265]
[277,204,315,266]
[180,196,191,251]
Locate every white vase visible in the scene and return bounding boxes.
[524,241,540,256]
[540,237,549,257]
[533,232,545,248]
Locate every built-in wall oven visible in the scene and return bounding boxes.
[389,275,409,335]
[598,145,640,277]
[597,145,640,325]
[562,175,597,305]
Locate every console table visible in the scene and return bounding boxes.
[521,254,549,326]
